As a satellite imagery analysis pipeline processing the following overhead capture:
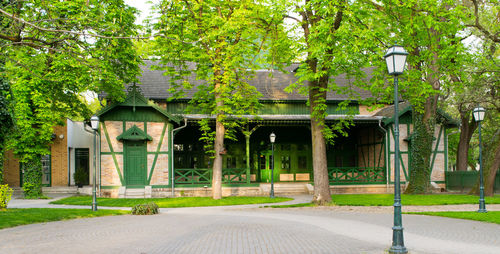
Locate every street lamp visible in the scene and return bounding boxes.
[385,44,408,254]
[269,132,276,199]
[473,106,487,213]
[90,115,99,211]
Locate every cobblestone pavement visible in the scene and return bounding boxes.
[2,196,500,254]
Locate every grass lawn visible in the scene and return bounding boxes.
[331,194,500,206]
[51,196,293,208]
[406,211,500,224]
[0,208,129,229]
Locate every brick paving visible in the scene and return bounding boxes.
[1,195,500,254]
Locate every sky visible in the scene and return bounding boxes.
[124,0,156,25]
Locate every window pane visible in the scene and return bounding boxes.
[281,155,290,170]
[298,156,307,170]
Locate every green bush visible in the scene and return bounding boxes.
[0,184,13,210]
[74,168,88,187]
[131,202,159,215]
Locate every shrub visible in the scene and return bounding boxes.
[0,184,13,210]
[74,168,88,187]
[131,202,159,215]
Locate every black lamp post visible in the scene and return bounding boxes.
[473,106,487,213]
[385,44,408,254]
[270,132,276,198]
[90,115,100,212]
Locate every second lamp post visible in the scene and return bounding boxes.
[473,106,487,213]
[270,132,276,198]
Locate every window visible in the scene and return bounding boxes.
[41,154,51,186]
[259,155,266,170]
[298,156,307,170]
[281,156,290,170]
[227,157,237,168]
[174,144,184,151]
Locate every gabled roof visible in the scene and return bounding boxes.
[96,84,181,124]
[136,60,376,101]
[375,102,459,127]
[117,125,152,141]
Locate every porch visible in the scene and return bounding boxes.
[173,120,387,187]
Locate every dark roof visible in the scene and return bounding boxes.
[375,102,459,127]
[136,60,375,101]
[375,102,412,119]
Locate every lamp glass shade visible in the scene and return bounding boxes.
[90,115,100,130]
[270,132,276,143]
[473,107,486,122]
[384,45,408,75]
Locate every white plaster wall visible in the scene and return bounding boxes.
[66,119,96,186]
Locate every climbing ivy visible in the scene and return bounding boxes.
[406,110,434,194]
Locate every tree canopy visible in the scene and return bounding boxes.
[0,0,141,196]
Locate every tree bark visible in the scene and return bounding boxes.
[456,111,477,171]
[484,140,500,196]
[309,77,332,205]
[212,69,224,199]
[212,117,224,199]
[470,129,500,196]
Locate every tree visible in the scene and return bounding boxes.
[463,0,500,196]
[153,0,283,199]
[282,0,380,204]
[366,0,469,193]
[0,0,141,196]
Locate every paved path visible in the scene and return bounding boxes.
[2,195,500,254]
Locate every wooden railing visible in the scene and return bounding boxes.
[174,168,248,185]
[328,167,386,184]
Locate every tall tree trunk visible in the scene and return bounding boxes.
[309,77,331,205]
[456,111,477,171]
[212,73,224,199]
[212,117,224,199]
[405,97,438,194]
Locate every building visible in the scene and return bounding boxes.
[3,119,95,193]
[2,62,458,197]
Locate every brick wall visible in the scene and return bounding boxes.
[3,150,20,187]
[51,125,68,186]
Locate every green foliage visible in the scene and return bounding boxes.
[131,202,159,215]
[1,0,141,164]
[0,1,141,197]
[283,0,377,143]
[0,184,13,210]
[21,159,43,198]
[73,169,89,187]
[51,196,293,208]
[406,111,435,194]
[406,211,500,225]
[153,0,279,147]
[0,208,129,229]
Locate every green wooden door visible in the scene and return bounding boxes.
[126,141,146,187]
[259,151,277,183]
